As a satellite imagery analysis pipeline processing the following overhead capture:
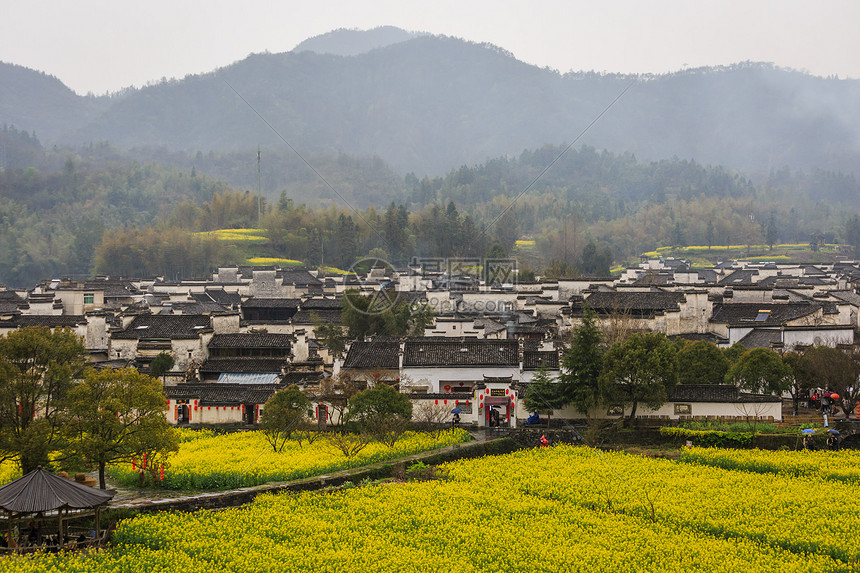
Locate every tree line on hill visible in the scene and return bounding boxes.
[3,123,860,287]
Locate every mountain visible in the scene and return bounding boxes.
[0,62,110,139]
[2,32,860,177]
[293,26,427,56]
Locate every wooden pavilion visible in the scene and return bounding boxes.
[0,467,115,553]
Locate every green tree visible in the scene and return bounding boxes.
[148,351,175,383]
[726,348,792,395]
[781,351,811,416]
[518,268,536,283]
[676,341,730,385]
[342,290,434,339]
[844,215,860,257]
[260,386,311,452]
[580,242,611,276]
[765,212,778,250]
[0,326,87,473]
[64,367,178,489]
[313,316,347,356]
[347,383,412,446]
[601,332,678,426]
[523,367,562,425]
[558,309,606,419]
[722,342,747,367]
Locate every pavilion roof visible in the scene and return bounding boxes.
[0,468,114,514]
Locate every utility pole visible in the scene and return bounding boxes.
[256,146,262,224]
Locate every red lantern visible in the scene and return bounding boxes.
[160,464,164,481]
[505,389,509,395]
[435,399,438,405]
[444,385,451,391]
[455,400,459,405]
[132,458,136,470]
[444,399,448,405]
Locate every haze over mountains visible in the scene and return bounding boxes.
[2,27,859,179]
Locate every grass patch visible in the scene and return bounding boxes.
[246,257,304,266]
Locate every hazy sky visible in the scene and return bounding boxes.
[2,0,858,95]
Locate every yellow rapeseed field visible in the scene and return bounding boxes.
[680,445,860,483]
[108,429,471,490]
[245,257,304,265]
[4,445,857,572]
[0,460,19,485]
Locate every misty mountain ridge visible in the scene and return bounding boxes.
[2,29,859,178]
[292,26,429,56]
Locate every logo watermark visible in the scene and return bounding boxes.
[344,256,519,316]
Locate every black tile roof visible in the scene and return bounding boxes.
[403,339,518,367]
[165,383,278,406]
[282,371,324,386]
[668,384,780,403]
[241,297,301,309]
[472,317,507,335]
[342,339,400,369]
[710,302,821,325]
[717,269,759,285]
[523,350,559,370]
[580,291,685,316]
[696,269,718,283]
[98,283,138,298]
[199,358,287,373]
[632,272,672,286]
[205,288,242,306]
[170,301,229,314]
[0,291,25,303]
[292,309,341,325]
[736,329,783,349]
[282,269,323,286]
[300,297,342,310]
[0,303,23,314]
[112,314,211,339]
[0,315,87,329]
[669,332,728,345]
[830,291,860,306]
[208,333,293,349]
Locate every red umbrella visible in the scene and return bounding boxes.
[831,393,840,400]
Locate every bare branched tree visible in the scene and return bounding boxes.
[326,431,370,458]
[601,302,637,347]
[413,401,451,436]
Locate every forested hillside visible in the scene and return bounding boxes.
[2,33,859,178]
[0,62,111,139]
[2,124,859,288]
